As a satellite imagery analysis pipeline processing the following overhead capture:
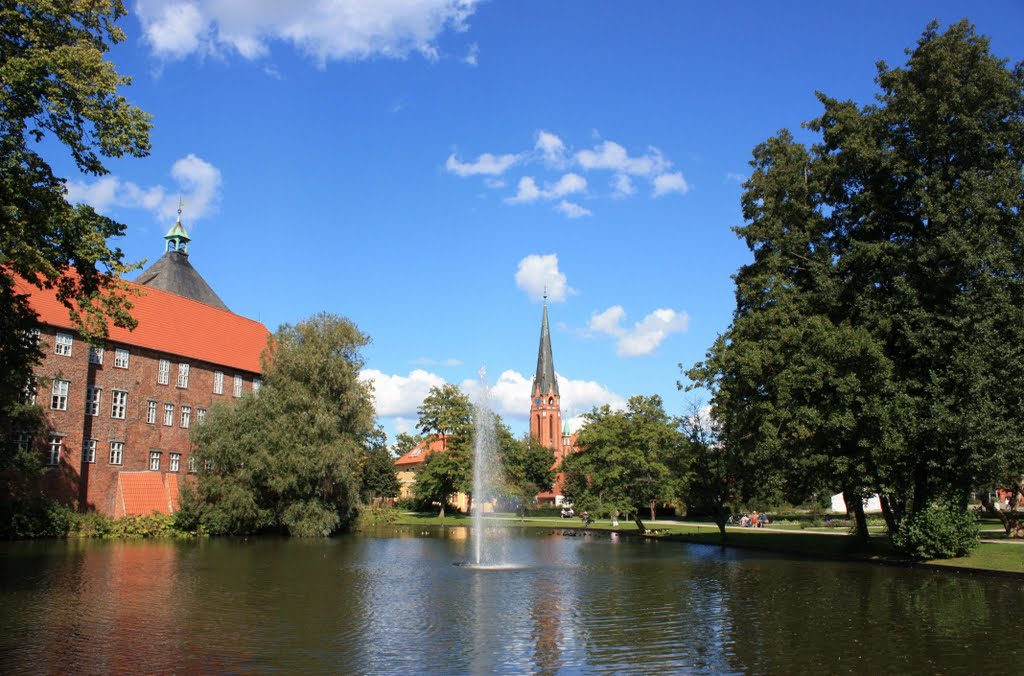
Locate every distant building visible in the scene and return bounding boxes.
[394,434,470,511]
[15,213,269,516]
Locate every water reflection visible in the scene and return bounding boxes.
[0,529,1020,674]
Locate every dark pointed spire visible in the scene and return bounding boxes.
[534,297,559,396]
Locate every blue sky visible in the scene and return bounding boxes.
[59,1,1024,443]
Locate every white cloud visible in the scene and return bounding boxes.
[505,176,542,204]
[64,154,221,225]
[446,152,520,177]
[725,172,747,184]
[554,200,591,219]
[548,173,586,197]
[459,369,625,424]
[589,306,690,357]
[653,171,690,197]
[463,42,479,66]
[574,141,670,177]
[536,130,566,166]
[136,0,480,65]
[359,368,446,417]
[410,357,463,367]
[611,174,635,198]
[515,254,573,302]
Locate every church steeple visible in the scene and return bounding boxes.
[530,295,562,450]
[164,201,191,254]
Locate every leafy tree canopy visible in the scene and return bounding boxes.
[185,313,375,536]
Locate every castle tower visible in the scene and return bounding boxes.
[530,296,563,450]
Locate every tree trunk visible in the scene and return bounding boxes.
[438,502,445,520]
[649,500,656,524]
[843,487,871,547]
[713,503,727,541]
[466,492,473,515]
[634,514,646,534]
[879,494,899,535]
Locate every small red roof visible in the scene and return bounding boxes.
[15,272,270,373]
[118,472,179,516]
[395,435,447,467]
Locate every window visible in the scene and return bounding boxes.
[197,408,207,424]
[55,332,73,356]
[177,363,190,388]
[19,377,36,405]
[187,454,198,473]
[47,435,62,465]
[111,390,127,419]
[158,359,170,385]
[89,346,104,364]
[149,450,161,471]
[85,386,101,416]
[169,453,181,472]
[233,375,243,398]
[114,348,130,369]
[163,403,174,426]
[84,439,97,463]
[214,371,224,394]
[180,405,191,428]
[14,432,31,455]
[109,441,123,465]
[253,378,262,394]
[51,380,69,410]
[146,400,157,424]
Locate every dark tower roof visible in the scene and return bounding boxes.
[135,213,230,312]
[533,299,559,396]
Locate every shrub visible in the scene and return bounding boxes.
[0,495,74,539]
[892,504,979,559]
[356,505,399,528]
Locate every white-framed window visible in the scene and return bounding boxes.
[47,435,63,465]
[19,377,36,405]
[30,328,41,346]
[197,408,207,424]
[55,332,73,356]
[50,380,69,410]
[180,405,191,428]
[253,377,262,394]
[146,400,157,424]
[158,359,170,385]
[169,452,181,472]
[163,403,174,426]
[214,371,224,394]
[111,390,127,419]
[177,363,190,388]
[84,439,97,463]
[88,346,104,364]
[114,348,130,369]
[85,386,101,416]
[233,375,242,398]
[14,432,31,455]
[109,441,123,465]
[187,454,197,473]
[149,450,161,471]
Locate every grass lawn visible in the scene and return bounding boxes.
[386,510,1023,575]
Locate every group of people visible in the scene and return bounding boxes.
[733,511,771,528]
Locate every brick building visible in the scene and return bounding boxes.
[16,217,270,516]
[530,296,576,505]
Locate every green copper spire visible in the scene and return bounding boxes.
[533,295,559,396]
[164,199,191,254]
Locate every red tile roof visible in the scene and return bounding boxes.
[14,272,270,373]
[118,472,179,516]
[395,435,447,467]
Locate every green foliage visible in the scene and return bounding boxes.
[498,434,556,514]
[189,313,375,536]
[360,426,400,502]
[391,431,422,458]
[413,444,469,519]
[411,384,475,518]
[684,21,1024,533]
[0,493,72,538]
[355,504,400,528]
[565,395,689,531]
[892,504,980,559]
[1,0,152,447]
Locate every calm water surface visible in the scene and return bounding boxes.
[0,526,1020,674]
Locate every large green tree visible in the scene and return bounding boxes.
[360,426,400,504]
[497,433,555,517]
[564,395,689,532]
[685,21,1024,548]
[186,314,375,536]
[1,0,151,449]
[412,384,474,518]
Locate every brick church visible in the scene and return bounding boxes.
[530,296,576,505]
[16,213,269,516]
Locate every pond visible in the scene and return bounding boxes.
[0,526,1019,674]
